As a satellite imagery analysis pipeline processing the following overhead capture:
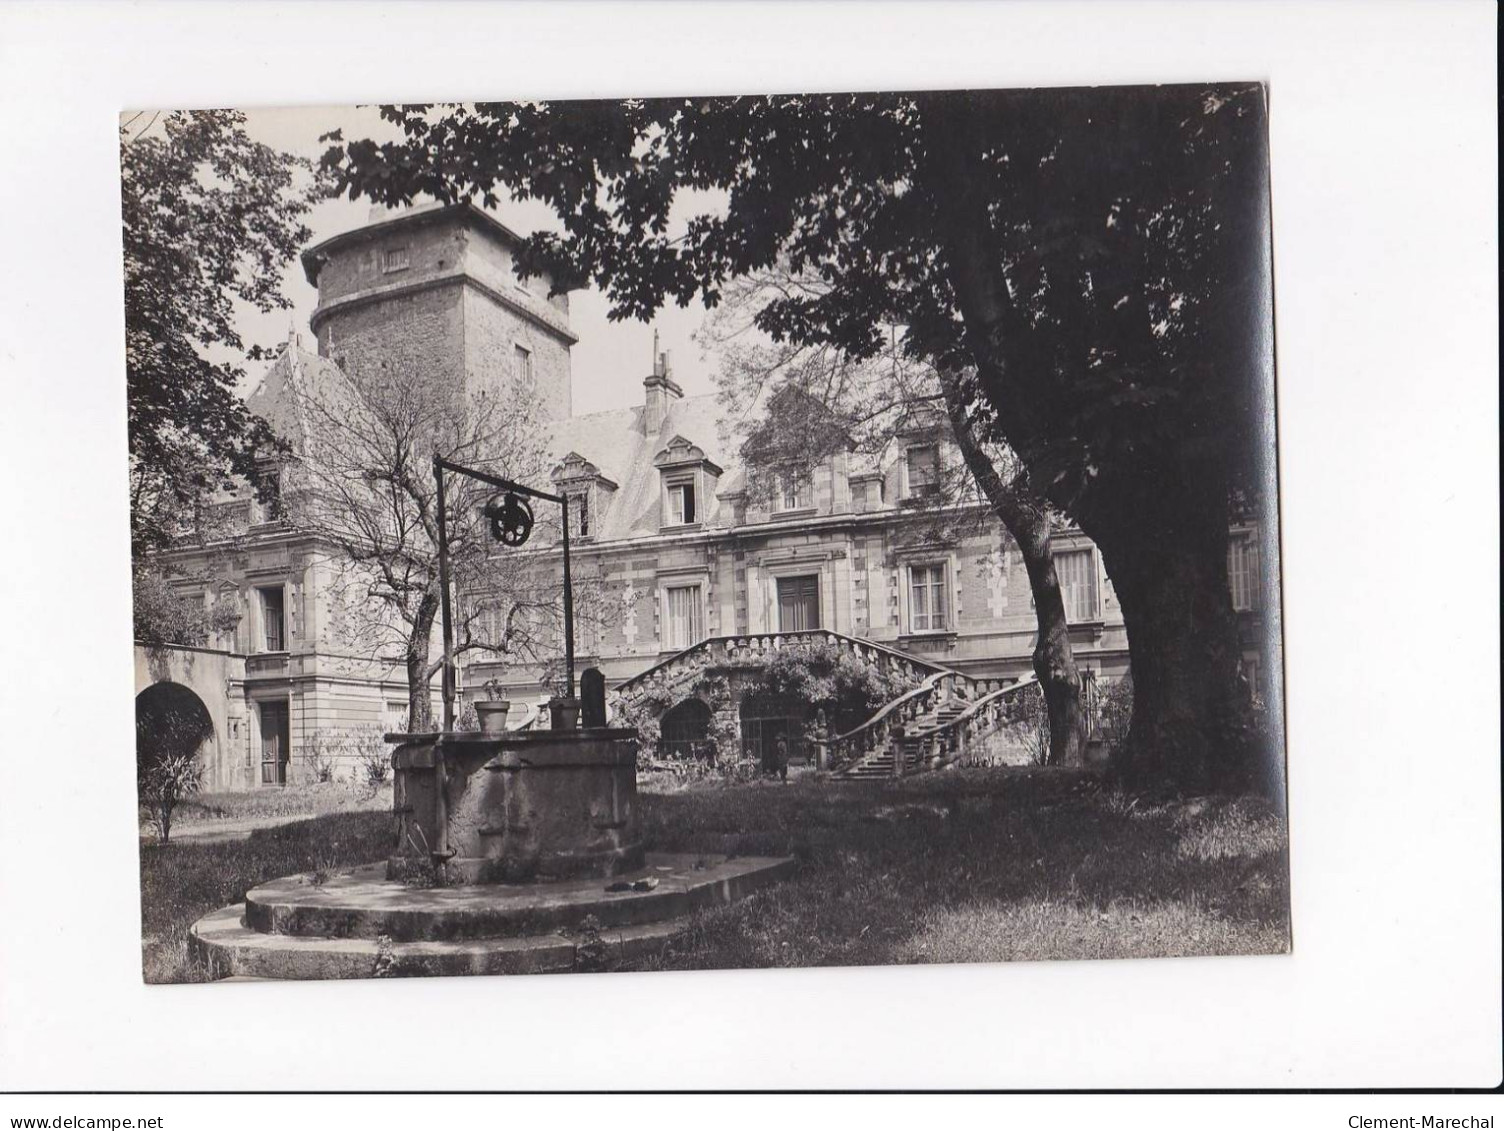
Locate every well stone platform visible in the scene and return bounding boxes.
[190,852,794,980]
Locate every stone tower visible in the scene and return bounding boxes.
[300,202,577,421]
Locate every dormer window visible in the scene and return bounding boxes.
[653,435,722,532]
[905,444,940,499]
[252,457,285,525]
[550,452,617,543]
[776,471,812,513]
[570,491,590,539]
[668,481,696,525]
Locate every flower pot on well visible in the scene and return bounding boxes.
[475,701,512,736]
[548,697,581,730]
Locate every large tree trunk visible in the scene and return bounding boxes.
[938,373,1087,766]
[1073,441,1274,795]
[925,106,1259,791]
[1013,519,1088,767]
[1091,490,1257,792]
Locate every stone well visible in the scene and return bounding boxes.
[389,730,645,884]
[189,725,794,980]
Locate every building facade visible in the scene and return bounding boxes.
[139,204,1269,788]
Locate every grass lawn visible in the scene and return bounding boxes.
[138,767,1289,982]
[141,781,392,836]
[635,768,1289,971]
[139,809,394,983]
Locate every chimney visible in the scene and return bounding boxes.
[642,335,682,435]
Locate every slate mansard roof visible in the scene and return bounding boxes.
[244,338,362,457]
[543,392,742,543]
[243,336,746,545]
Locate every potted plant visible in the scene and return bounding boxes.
[474,679,512,736]
[548,695,581,730]
[540,661,580,730]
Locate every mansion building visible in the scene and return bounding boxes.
[144,203,1269,790]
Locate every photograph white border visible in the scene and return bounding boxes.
[0,0,1496,1092]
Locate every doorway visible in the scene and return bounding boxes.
[259,700,290,786]
[776,574,820,632]
[740,691,808,770]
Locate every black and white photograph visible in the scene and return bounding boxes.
[126,86,1288,983]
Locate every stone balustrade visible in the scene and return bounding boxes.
[608,628,955,710]
[605,626,1097,776]
[907,677,1044,769]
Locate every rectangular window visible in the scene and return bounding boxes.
[777,471,811,512]
[513,344,533,386]
[909,563,948,632]
[381,246,409,274]
[259,586,285,652]
[252,458,283,523]
[906,444,940,498]
[668,482,696,525]
[1229,535,1260,611]
[570,491,590,538]
[664,585,704,650]
[1057,549,1101,622]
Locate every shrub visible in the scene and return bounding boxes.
[1015,683,1050,766]
[755,643,919,734]
[132,564,240,647]
[350,725,391,789]
[136,683,212,843]
[139,751,204,844]
[615,687,675,752]
[303,729,344,783]
[1097,673,1134,755]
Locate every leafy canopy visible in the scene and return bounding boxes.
[322,87,1268,525]
[123,110,326,553]
[756,642,919,734]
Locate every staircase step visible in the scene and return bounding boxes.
[190,853,795,979]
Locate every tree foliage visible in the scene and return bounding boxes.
[756,642,918,735]
[320,89,1268,515]
[321,87,1276,790]
[131,562,240,647]
[704,267,1089,764]
[123,110,326,554]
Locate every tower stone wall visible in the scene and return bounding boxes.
[302,204,577,421]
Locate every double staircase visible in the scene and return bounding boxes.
[606,626,1090,782]
[823,666,1078,781]
[838,698,969,779]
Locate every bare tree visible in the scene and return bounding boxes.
[283,360,585,729]
[704,270,1088,765]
